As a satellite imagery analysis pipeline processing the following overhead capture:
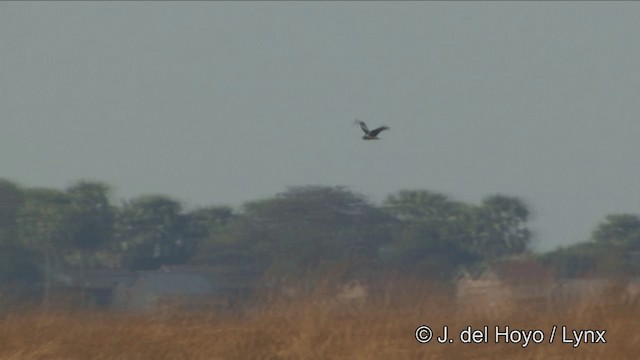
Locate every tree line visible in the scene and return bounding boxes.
[1,177,638,302]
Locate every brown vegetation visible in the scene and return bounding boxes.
[0,279,638,360]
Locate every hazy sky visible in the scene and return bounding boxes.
[2,2,639,252]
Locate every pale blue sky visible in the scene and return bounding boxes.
[1,2,639,251]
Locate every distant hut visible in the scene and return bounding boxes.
[456,259,554,318]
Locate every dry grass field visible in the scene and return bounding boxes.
[0,278,638,360]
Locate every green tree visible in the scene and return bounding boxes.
[115,195,186,269]
[183,206,241,265]
[593,214,640,248]
[382,191,532,278]
[240,186,392,277]
[0,178,24,246]
[183,206,234,242]
[66,181,115,268]
[0,179,39,306]
[384,190,460,221]
[16,188,74,306]
[542,214,640,278]
[471,194,532,259]
[0,244,40,307]
[383,190,478,277]
[592,214,640,275]
[540,243,600,278]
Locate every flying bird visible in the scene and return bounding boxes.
[355,119,389,140]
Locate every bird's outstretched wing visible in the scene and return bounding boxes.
[355,119,370,134]
[368,126,389,137]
